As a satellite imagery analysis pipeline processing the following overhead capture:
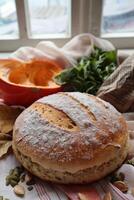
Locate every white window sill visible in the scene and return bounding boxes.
[0,53,11,58]
[118,49,134,55]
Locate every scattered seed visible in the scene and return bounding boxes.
[131,187,134,196]
[113,181,128,193]
[25,174,32,183]
[15,166,24,174]
[5,166,24,187]
[110,172,125,183]
[11,174,20,182]
[126,154,134,160]
[12,171,19,177]
[118,172,125,181]
[25,174,35,185]
[27,186,33,191]
[20,174,25,183]
[10,180,18,187]
[78,193,87,200]
[9,169,14,176]
[127,159,134,166]
[103,192,112,200]
[5,166,35,198]
[13,184,25,197]
[26,179,35,186]
[6,176,10,186]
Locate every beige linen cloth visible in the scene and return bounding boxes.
[98,54,134,112]
[10,33,115,67]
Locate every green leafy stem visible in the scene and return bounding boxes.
[54,47,117,95]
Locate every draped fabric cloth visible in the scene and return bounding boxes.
[10,33,115,68]
[98,53,134,112]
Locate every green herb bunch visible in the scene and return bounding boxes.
[54,47,117,95]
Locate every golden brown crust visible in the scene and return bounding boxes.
[13,140,128,184]
[13,92,128,182]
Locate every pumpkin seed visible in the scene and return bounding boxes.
[10,179,18,187]
[25,174,32,183]
[78,193,87,200]
[27,186,33,191]
[131,187,134,196]
[15,166,24,174]
[12,171,19,177]
[20,174,25,182]
[9,169,14,176]
[11,174,20,182]
[25,174,35,185]
[13,184,25,197]
[6,176,11,186]
[6,179,10,186]
[110,172,125,183]
[118,172,125,181]
[26,179,35,185]
[5,166,24,187]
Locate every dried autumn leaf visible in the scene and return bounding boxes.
[0,133,12,140]
[0,141,12,158]
[0,105,23,134]
[0,140,8,145]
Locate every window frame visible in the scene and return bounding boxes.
[1,0,133,52]
[89,0,134,49]
[0,0,90,52]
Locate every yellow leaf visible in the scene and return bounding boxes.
[0,141,12,158]
[0,105,23,134]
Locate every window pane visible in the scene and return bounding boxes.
[101,0,134,37]
[27,0,71,38]
[0,0,19,39]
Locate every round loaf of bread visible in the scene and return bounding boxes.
[13,92,128,184]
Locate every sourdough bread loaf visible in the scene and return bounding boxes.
[13,92,128,184]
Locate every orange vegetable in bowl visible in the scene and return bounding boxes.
[0,59,63,106]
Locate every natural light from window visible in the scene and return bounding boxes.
[101,0,134,37]
[0,0,19,39]
[27,0,71,38]
[0,0,71,40]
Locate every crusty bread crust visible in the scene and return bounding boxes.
[13,140,128,184]
[13,92,128,183]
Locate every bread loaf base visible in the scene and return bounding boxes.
[13,142,128,184]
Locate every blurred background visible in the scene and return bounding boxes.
[0,0,70,38]
[0,0,134,50]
